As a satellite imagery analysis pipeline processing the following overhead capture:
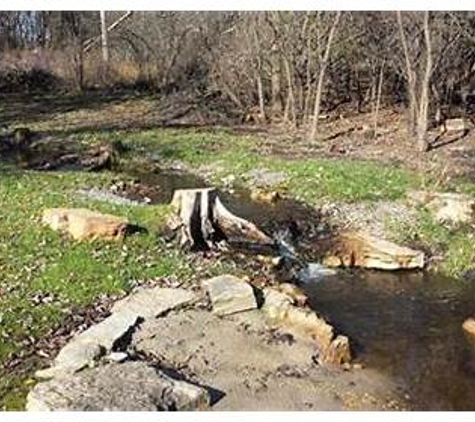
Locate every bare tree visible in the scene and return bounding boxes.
[309,11,342,141]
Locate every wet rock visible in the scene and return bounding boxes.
[42,208,130,241]
[407,191,475,225]
[247,168,287,188]
[27,362,210,411]
[275,283,308,306]
[320,231,424,270]
[319,335,352,366]
[262,287,351,366]
[111,286,196,318]
[203,275,257,316]
[250,189,281,204]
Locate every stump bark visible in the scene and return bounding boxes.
[170,188,273,250]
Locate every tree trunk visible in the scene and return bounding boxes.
[309,11,342,142]
[100,10,109,81]
[416,11,432,152]
[170,188,273,250]
[372,61,385,137]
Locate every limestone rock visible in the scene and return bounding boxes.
[36,287,196,380]
[407,191,475,225]
[247,169,286,188]
[27,362,210,411]
[261,287,351,366]
[275,283,308,307]
[261,288,293,320]
[320,231,424,270]
[463,318,475,345]
[111,287,196,318]
[52,340,104,373]
[42,208,129,241]
[319,335,351,365]
[75,311,141,351]
[203,275,257,316]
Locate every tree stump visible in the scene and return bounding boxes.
[170,188,273,250]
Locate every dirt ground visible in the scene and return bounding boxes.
[2,92,475,182]
[132,307,407,411]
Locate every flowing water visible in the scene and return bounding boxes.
[131,168,475,410]
[303,270,475,410]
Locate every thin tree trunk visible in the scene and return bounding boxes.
[283,56,296,125]
[309,11,342,142]
[100,10,109,83]
[373,61,385,137]
[256,72,266,122]
[397,11,418,136]
[416,11,432,152]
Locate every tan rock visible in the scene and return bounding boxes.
[320,231,424,270]
[463,318,475,345]
[262,287,351,366]
[439,118,471,134]
[42,208,129,241]
[276,283,308,307]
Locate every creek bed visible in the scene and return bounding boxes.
[131,166,475,410]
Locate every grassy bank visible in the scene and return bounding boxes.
[1,124,475,408]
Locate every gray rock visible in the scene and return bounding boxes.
[247,168,286,188]
[77,188,145,207]
[37,287,195,380]
[53,340,104,372]
[106,352,129,363]
[77,311,141,351]
[27,362,210,411]
[203,275,257,316]
[111,287,196,318]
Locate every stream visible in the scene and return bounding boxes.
[127,166,475,410]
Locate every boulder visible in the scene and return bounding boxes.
[27,362,210,411]
[407,191,475,225]
[203,275,257,316]
[42,208,129,241]
[319,231,424,270]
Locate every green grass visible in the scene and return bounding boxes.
[0,164,193,409]
[2,122,475,408]
[388,208,475,278]
[106,127,420,204]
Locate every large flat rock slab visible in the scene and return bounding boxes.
[132,309,402,410]
[27,362,210,411]
[111,286,196,318]
[320,231,425,270]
